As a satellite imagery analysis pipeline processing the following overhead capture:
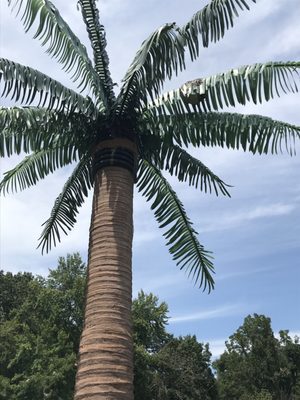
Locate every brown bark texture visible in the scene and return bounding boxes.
[74,165,134,400]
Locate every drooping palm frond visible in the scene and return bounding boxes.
[149,61,300,114]
[0,106,93,157]
[116,0,258,115]
[181,0,256,59]
[78,0,115,104]
[0,145,78,194]
[137,160,215,292]
[38,156,93,253]
[8,0,106,107]
[144,111,300,156]
[0,59,97,115]
[116,23,185,115]
[140,133,231,196]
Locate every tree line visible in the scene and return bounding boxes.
[1,254,299,400]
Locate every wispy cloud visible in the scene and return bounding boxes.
[216,265,277,282]
[203,203,296,233]
[169,304,244,324]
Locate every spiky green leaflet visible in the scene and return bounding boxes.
[137,160,215,292]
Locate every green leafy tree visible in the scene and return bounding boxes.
[277,331,300,400]
[132,292,217,400]
[132,290,171,353]
[152,335,218,400]
[132,291,171,400]
[1,261,217,400]
[1,0,300,398]
[214,314,300,400]
[0,254,86,400]
[0,270,34,321]
[47,253,86,350]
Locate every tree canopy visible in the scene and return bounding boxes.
[0,255,217,399]
[1,254,299,400]
[214,314,300,400]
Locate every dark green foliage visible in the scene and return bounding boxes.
[151,336,218,400]
[132,291,171,352]
[277,331,300,399]
[0,257,217,399]
[0,270,34,321]
[0,253,86,399]
[132,294,217,400]
[2,258,300,399]
[214,314,300,400]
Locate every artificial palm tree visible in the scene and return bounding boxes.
[1,0,299,399]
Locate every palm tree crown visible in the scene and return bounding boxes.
[1,0,299,292]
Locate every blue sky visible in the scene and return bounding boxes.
[0,0,299,357]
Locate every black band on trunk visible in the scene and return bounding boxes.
[92,147,136,178]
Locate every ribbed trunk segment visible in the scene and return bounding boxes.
[74,166,134,400]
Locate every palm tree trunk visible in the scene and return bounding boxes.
[74,152,135,399]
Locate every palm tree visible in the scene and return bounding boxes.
[1,0,299,398]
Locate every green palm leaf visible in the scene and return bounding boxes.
[38,156,93,253]
[0,106,94,157]
[78,0,115,104]
[140,134,231,196]
[144,111,300,156]
[137,160,215,292]
[150,61,300,114]
[0,58,96,115]
[0,146,78,194]
[8,0,106,107]
[116,23,185,114]
[181,0,256,59]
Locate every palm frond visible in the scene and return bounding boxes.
[38,156,93,253]
[181,0,256,59]
[149,61,300,114]
[140,133,231,196]
[0,58,97,116]
[0,106,94,157]
[144,111,300,156]
[137,160,215,292]
[8,0,106,107]
[0,146,78,194]
[78,0,115,104]
[116,23,185,115]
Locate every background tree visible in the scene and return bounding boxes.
[132,292,217,400]
[0,270,34,322]
[132,291,171,400]
[276,331,300,400]
[0,255,217,400]
[1,0,300,397]
[0,253,86,400]
[2,257,299,400]
[214,314,300,400]
[151,335,218,400]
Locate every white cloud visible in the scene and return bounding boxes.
[202,202,296,233]
[133,273,184,298]
[169,304,244,323]
[263,23,300,59]
[217,264,277,281]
